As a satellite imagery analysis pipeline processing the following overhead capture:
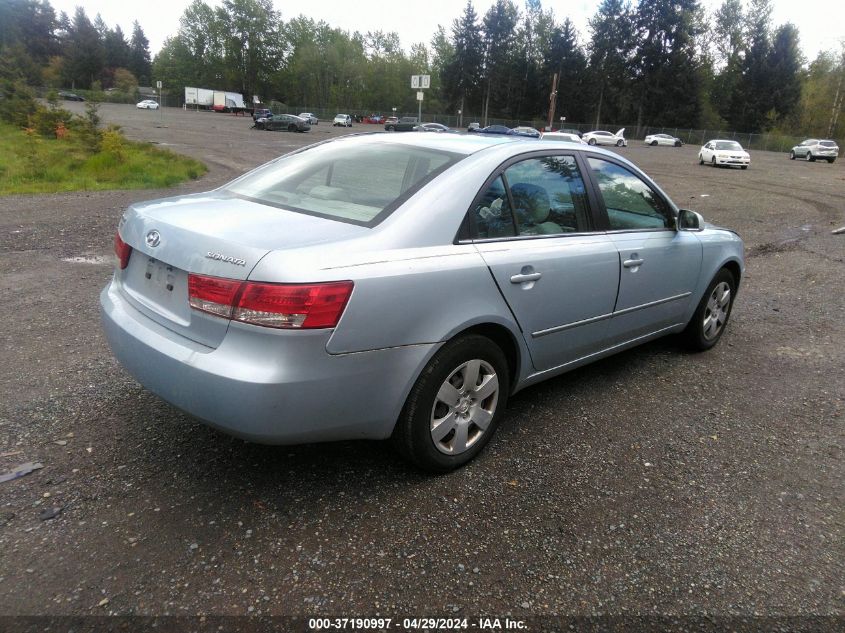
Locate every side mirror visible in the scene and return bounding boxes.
[678,209,704,231]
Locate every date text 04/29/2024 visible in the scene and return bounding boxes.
[307,617,527,631]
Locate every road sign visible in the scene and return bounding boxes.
[411,75,430,89]
[156,80,162,89]
[416,91,424,101]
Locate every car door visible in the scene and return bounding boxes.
[701,142,714,161]
[585,156,702,344]
[469,153,621,372]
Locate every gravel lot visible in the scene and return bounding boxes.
[0,104,842,623]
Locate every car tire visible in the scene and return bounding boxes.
[288,124,297,132]
[789,150,795,160]
[588,138,596,145]
[741,165,748,170]
[828,158,836,163]
[682,268,736,352]
[387,125,395,131]
[698,155,704,165]
[616,139,624,147]
[806,152,814,162]
[392,334,509,473]
[711,156,717,167]
[651,140,658,146]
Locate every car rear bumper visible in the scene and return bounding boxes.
[100,279,435,444]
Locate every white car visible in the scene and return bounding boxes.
[699,140,750,169]
[789,139,838,163]
[644,133,682,147]
[136,99,159,110]
[299,112,318,125]
[332,114,352,127]
[540,132,586,144]
[583,128,627,147]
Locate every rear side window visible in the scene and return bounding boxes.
[227,142,460,226]
[820,141,836,147]
[588,158,672,230]
[471,154,591,239]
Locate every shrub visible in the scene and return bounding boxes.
[99,127,126,161]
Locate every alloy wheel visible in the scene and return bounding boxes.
[703,282,731,341]
[430,359,499,455]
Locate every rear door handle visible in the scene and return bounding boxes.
[623,258,644,268]
[510,272,542,283]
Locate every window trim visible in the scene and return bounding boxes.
[459,150,601,243]
[581,152,677,233]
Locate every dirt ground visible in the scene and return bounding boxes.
[0,104,842,624]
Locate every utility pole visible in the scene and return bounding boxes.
[547,73,558,132]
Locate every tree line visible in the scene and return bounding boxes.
[1,0,843,137]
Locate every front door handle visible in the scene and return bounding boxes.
[623,258,644,268]
[510,272,542,283]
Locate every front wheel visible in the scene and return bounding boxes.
[682,269,736,351]
[828,158,836,163]
[806,152,814,162]
[789,150,795,160]
[711,156,717,167]
[392,334,509,473]
[588,138,596,145]
[651,140,658,146]
[698,154,704,165]
[288,124,297,132]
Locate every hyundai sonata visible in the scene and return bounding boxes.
[101,134,744,472]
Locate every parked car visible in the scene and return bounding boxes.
[583,129,627,147]
[476,125,514,136]
[136,99,159,110]
[541,131,586,144]
[789,139,838,163]
[253,108,272,122]
[299,113,319,125]
[467,122,481,132]
[414,123,456,133]
[644,133,682,147]
[364,114,385,124]
[255,114,310,132]
[333,114,352,127]
[560,128,582,137]
[101,133,744,472]
[385,117,419,131]
[385,116,399,126]
[511,126,541,138]
[699,140,750,169]
[58,91,84,102]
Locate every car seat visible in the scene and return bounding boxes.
[510,183,561,234]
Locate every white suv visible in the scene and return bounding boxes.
[333,114,352,127]
[790,139,838,163]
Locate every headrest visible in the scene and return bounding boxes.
[510,183,550,224]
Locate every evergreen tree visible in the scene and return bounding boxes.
[767,23,803,125]
[441,2,484,117]
[129,20,152,85]
[588,0,637,126]
[104,26,131,71]
[62,7,104,89]
[481,0,519,123]
[729,0,773,131]
[543,18,589,123]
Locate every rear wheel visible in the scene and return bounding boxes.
[675,140,682,147]
[392,334,509,473]
[616,139,624,147]
[682,268,736,351]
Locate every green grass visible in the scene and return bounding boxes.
[0,122,207,195]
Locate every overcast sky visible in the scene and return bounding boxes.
[48,0,843,63]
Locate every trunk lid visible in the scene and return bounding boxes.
[116,191,368,347]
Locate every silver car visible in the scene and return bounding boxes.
[101,134,744,472]
[789,139,838,163]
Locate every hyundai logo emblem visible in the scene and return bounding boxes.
[145,230,161,248]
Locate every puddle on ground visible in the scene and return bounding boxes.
[62,255,111,265]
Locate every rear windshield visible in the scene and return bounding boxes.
[715,141,743,150]
[819,141,837,147]
[225,142,461,226]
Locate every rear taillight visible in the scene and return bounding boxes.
[114,232,132,269]
[187,274,353,329]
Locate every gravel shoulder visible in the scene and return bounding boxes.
[0,105,842,618]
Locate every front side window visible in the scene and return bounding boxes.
[588,158,672,231]
[226,142,460,225]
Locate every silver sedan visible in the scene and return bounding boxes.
[101,134,744,471]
